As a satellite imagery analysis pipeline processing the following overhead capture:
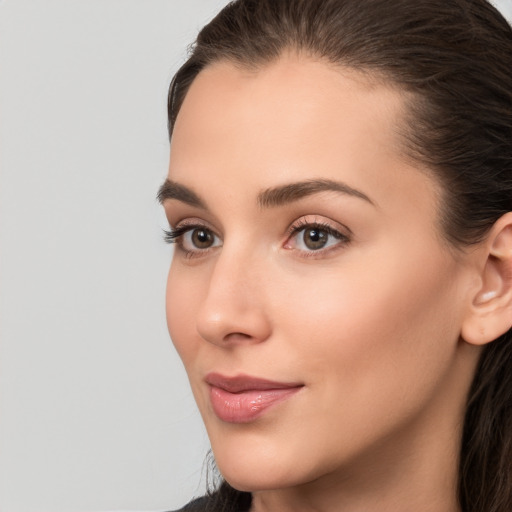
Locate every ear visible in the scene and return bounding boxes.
[461,212,512,346]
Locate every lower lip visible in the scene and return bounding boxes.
[209,385,302,424]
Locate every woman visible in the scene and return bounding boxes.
[158,0,512,510]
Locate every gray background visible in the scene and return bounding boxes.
[1,1,510,511]
[0,1,229,511]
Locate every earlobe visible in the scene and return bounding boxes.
[461,212,512,346]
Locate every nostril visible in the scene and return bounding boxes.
[223,332,254,343]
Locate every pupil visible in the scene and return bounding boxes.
[193,229,212,248]
[309,230,321,241]
[304,228,327,249]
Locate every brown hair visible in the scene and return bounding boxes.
[168,1,512,510]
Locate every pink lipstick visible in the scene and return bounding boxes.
[205,373,303,423]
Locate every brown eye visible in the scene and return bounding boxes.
[191,228,215,249]
[284,221,349,255]
[165,223,222,254]
[303,228,328,250]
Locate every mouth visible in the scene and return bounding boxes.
[205,373,304,424]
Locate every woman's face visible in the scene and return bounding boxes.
[162,57,478,492]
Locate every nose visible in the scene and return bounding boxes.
[195,247,272,347]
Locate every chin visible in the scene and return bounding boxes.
[219,462,301,493]
[211,433,320,493]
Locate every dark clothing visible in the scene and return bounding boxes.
[171,486,252,512]
[171,495,211,511]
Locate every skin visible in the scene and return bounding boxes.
[162,56,488,512]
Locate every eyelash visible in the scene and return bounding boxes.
[164,224,202,244]
[163,219,350,258]
[163,223,221,259]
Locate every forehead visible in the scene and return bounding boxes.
[172,56,406,163]
[168,55,439,221]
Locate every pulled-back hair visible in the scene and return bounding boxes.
[168,1,512,510]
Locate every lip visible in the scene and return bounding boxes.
[205,373,304,424]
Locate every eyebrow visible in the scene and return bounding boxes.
[257,179,375,208]
[157,178,374,209]
[157,179,207,209]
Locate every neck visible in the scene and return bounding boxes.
[250,435,461,512]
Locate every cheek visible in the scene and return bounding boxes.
[166,263,201,364]
[278,247,461,402]
[254,251,463,478]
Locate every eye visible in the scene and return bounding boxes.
[298,227,331,250]
[184,227,217,250]
[284,220,350,255]
[164,224,222,255]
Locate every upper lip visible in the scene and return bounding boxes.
[205,373,304,393]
